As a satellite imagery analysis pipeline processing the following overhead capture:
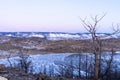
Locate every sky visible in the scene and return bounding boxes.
[0,0,120,32]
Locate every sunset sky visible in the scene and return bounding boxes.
[0,0,120,32]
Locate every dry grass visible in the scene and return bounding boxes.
[0,37,120,57]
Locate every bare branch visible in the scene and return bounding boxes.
[80,14,106,35]
[80,17,92,32]
[112,23,120,34]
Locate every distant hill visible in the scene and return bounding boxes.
[0,32,119,40]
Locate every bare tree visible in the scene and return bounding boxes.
[17,50,32,73]
[85,53,88,79]
[100,49,115,80]
[78,53,82,78]
[7,51,12,67]
[80,14,119,80]
[80,14,105,80]
[49,64,54,77]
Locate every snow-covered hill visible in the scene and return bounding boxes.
[0,32,119,40]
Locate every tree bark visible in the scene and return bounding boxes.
[94,51,99,80]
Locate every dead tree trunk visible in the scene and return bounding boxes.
[80,14,105,80]
[80,14,119,80]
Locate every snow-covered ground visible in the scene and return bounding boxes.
[0,52,120,77]
[0,53,73,74]
[0,53,86,76]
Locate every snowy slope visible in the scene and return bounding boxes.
[0,53,74,74]
[0,52,120,77]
